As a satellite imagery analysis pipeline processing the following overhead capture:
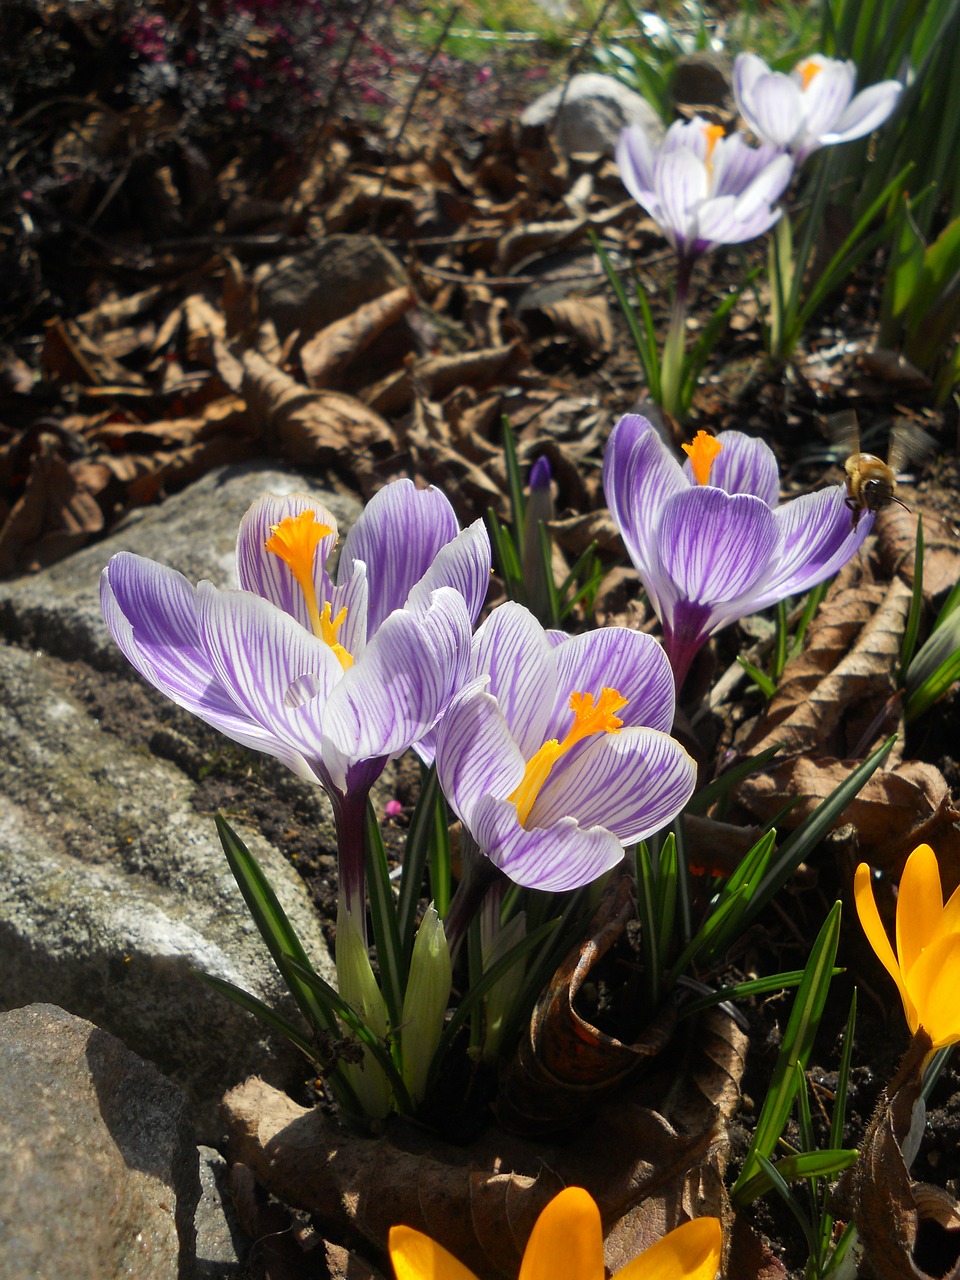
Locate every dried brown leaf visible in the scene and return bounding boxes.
[414,344,522,399]
[875,501,960,600]
[540,295,612,355]
[241,350,394,470]
[496,217,586,272]
[746,577,912,759]
[301,286,414,389]
[0,434,104,577]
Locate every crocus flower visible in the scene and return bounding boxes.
[616,116,794,266]
[101,480,491,919]
[603,414,872,689]
[435,601,696,895]
[389,1185,722,1280]
[733,52,902,164]
[855,844,960,1052]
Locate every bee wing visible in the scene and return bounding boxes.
[824,410,861,457]
[888,420,936,474]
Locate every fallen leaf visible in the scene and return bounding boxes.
[301,286,415,389]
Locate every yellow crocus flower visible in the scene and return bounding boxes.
[389,1186,721,1280]
[855,843,960,1051]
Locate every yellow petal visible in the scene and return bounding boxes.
[615,1218,722,1280]
[896,844,943,975]
[904,931,960,1050]
[388,1225,480,1280]
[518,1187,605,1280]
[854,862,918,1033]
[939,878,960,936]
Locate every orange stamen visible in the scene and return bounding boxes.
[265,511,353,669]
[682,431,723,486]
[509,688,627,828]
[704,122,725,165]
[798,59,822,90]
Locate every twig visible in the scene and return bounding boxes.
[367,6,460,233]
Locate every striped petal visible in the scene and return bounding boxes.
[616,124,658,206]
[322,587,472,792]
[472,602,556,758]
[101,555,317,780]
[471,794,624,892]
[338,480,460,633]
[552,627,676,735]
[435,682,526,826]
[747,72,805,148]
[689,430,780,504]
[196,582,337,762]
[236,493,338,630]
[404,518,492,625]
[657,147,708,248]
[824,80,902,145]
[655,487,779,606]
[519,1187,604,1280]
[528,727,696,844]
[800,59,855,139]
[756,486,871,604]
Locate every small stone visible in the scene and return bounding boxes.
[520,73,664,157]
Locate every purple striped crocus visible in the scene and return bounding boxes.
[101,480,491,922]
[603,414,873,690]
[616,117,794,268]
[435,602,696,897]
[733,53,902,165]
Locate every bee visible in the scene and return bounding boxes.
[826,412,934,528]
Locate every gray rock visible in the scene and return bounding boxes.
[0,1004,200,1280]
[0,464,363,1138]
[196,1146,248,1278]
[520,72,664,157]
[254,234,411,340]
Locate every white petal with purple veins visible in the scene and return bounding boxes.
[338,480,459,633]
[472,602,555,757]
[470,795,624,892]
[749,73,805,147]
[656,487,780,604]
[552,627,676,736]
[615,126,657,202]
[435,683,525,824]
[823,80,902,145]
[755,485,872,603]
[700,430,780,505]
[657,147,707,248]
[528,728,696,843]
[404,519,492,625]
[236,493,338,629]
[196,583,337,761]
[801,60,856,140]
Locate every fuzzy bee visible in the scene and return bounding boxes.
[826,412,934,528]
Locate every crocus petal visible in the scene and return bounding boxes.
[732,51,770,119]
[690,430,780,505]
[854,863,918,1032]
[322,587,471,791]
[905,932,960,1049]
[616,125,658,205]
[655,487,780,606]
[196,582,337,762]
[896,843,944,978]
[471,795,624,892]
[747,73,806,147]
[330,558,369,657]
[101,556,317,780]
[603,414,688,606]
[435,683,526,827]
[616,1217,722,1280]
[518,1187,604,1280]
[657,147,708,248]
[338,479,460,633]
[404,519,492,625]
[471,602,555,758]
[757,486,871,603]
[388,1224,479,1280]
[823,79,902,144]
[800,60,855,140]
[236,493,338,630]
[529,728,696,844]
[551,626,676,735]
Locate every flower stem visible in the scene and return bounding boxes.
[443,834,501,961]
[333,789,369,946]
[660,256,693,420]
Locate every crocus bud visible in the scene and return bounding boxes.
[335,904,392,1119]
[522,455,557,625]
[400,905,452,1105]
[481,909,527,1063]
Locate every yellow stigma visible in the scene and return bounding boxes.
[509,688,627,828]
[704,122,725,161]
[265,511,353,670]
[798,59,822,89]
[682,430,723,486]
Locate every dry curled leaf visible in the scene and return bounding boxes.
[540,295,613,356]
[221,1003,745,1280]
[301,286,415,390]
